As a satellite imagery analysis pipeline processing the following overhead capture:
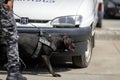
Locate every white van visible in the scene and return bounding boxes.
[13,0,98,68]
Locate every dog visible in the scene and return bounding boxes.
[36,34,75,77]
[2,33,75,77]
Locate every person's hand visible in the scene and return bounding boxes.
[3,4,11,10]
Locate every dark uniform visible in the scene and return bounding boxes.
[0,0,19,69]
[0,0,27,80]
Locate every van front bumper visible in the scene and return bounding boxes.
[17,27,92,56]
[17,27,91,42]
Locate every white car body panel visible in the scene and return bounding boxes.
[13,0,98,28]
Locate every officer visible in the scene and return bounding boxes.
[0,0,27,80]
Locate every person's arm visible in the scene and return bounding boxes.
[4,0,14,10]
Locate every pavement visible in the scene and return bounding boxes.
[95,28,120,40]
[95,19,120,40]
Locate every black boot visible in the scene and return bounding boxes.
[6,66,27,80]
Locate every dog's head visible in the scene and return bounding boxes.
[63,36,75,51]
[48,35,75,52]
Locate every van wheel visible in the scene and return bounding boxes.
[72,38,92,68]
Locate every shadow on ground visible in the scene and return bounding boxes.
[0,56,82,76]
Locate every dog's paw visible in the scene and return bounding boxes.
[53,74,61,77]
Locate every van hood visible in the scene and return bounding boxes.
[14,0,83,20]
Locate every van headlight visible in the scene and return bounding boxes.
[51,15,82,27]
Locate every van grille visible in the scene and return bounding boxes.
[16,19,49,23]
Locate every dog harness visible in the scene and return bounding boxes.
[32,33,56,58]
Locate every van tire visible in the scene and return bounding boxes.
[72,38,92,68]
